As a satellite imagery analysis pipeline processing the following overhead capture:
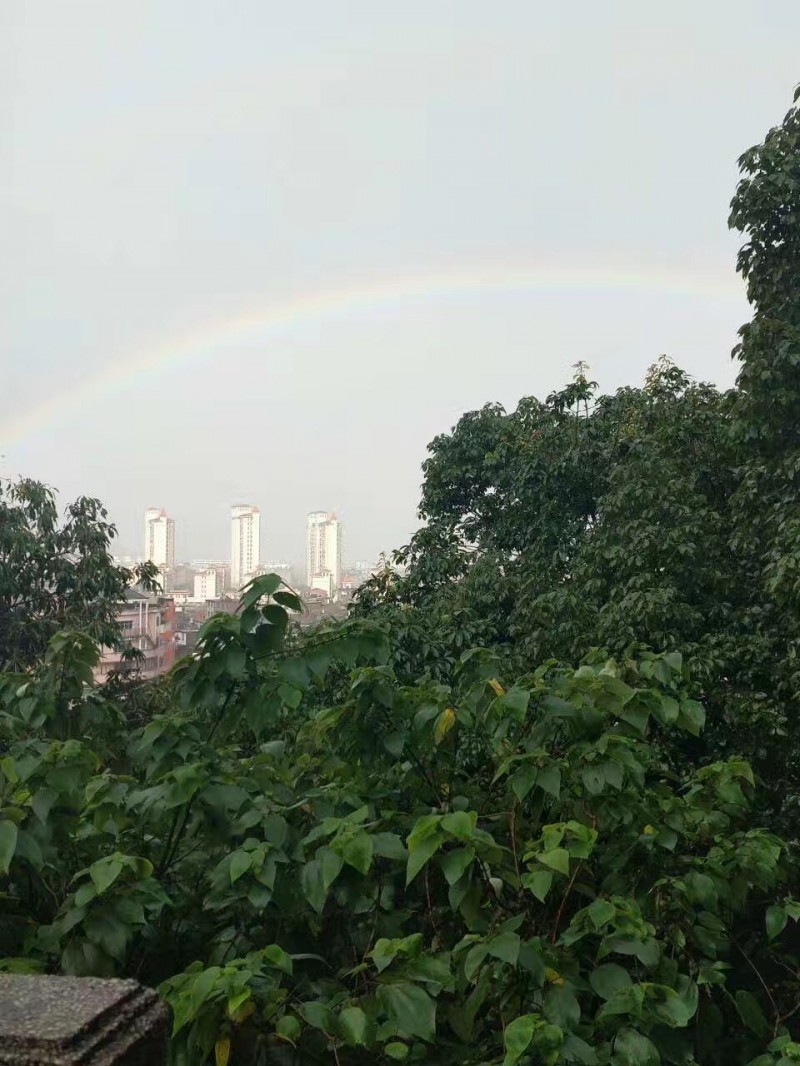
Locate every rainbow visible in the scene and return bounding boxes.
[4,264,742,446]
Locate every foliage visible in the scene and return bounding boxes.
[355,88,800,817]
[1,575,798,1063]
[0,479,158,671]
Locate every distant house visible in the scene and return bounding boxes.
[94,590,175,681]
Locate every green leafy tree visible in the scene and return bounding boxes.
[0,479,157,670]
[727,86,800,818]
[1,583,797,1063]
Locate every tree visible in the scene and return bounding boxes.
[0,479,157,671]
[1,573,796,1064]
[726,87,800,820]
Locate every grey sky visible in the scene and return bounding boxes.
[2,2,798,564]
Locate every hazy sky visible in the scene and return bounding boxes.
[3,2,799,564]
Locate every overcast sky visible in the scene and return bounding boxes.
[2,2,799,564]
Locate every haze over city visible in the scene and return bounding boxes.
[3,2,800,563]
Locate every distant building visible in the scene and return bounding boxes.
[144,508,175,590]
[249,561,296,587]
[310,572,335,599]
[174,620,201,661]
[193,568,222,601]
[94,590,175,681]
[306,512,342,593]
[189,560,231,593]
[231,504,260,590]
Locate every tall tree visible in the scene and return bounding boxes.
[0,479,156,670]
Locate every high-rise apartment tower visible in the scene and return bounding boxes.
[306,511,342,592]
[144,508,175,589]
[231,504,260,590]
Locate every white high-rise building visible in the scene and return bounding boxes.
[231,504,261,590]
[306,511,343,592]
[144,508,175,588]
[193,568,222,602]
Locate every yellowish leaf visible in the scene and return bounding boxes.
[232,1002,254,1025]
[488,679,504,697]
[434,707,456,745]
[215,1036,231,1066]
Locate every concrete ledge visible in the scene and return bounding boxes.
[0,975,168,1066]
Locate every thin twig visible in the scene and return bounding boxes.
[732,937,781,1037]
[425,866,442,945]
[551,862,582,945]
[510,802,521,882]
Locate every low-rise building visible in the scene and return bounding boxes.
[94,590,176,681]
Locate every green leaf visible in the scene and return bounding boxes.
[619,705,649,735]
[563,1034,598,1064]
[766,904,788,940]
[612,1028,660,1066]
[385,1043,409,1061]
[646,983,696,1027]
[406,831,444,886]
[31,788,58,824]
[377,982,436,1042]
[276,1014,301,1044]
[679,699,705,737]
[440,847,475,885]
[587,899,616,930]
[74,881,97,908]
[89,858,124,896]
[225,643,246,679]
[0,821,18,875]
[372,832,407,861]
[511,764,538,802]
[301,859,327,914]
[734,989,770,1037]
[229,851,251,884]
[598,983,645,1021]
[582,767,605,795]
[277,683,302,710]
[607,936,659,967]
[298,1001,335,1032]
[279,658,310,690]
[538,847,570,875]
[504,687,531,716]
[464,942,489,982]
[273,590,302,611]
[339,1006,368,1047]
[320,846,344,889]
[341,832,373,875]
[589,964,631,1001]
[524,869,553,902]
[440,810,477,841]
[503,1014,539,1066]
[537,765,561,799]
[371,934,422,973]
[262,944,292,974]
[241,573,281,605]
[488,931,520,966]
[544,985,580,1031]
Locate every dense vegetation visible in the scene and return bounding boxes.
[1,91,800,1065]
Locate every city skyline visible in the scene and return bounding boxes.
[134,503,361,585]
